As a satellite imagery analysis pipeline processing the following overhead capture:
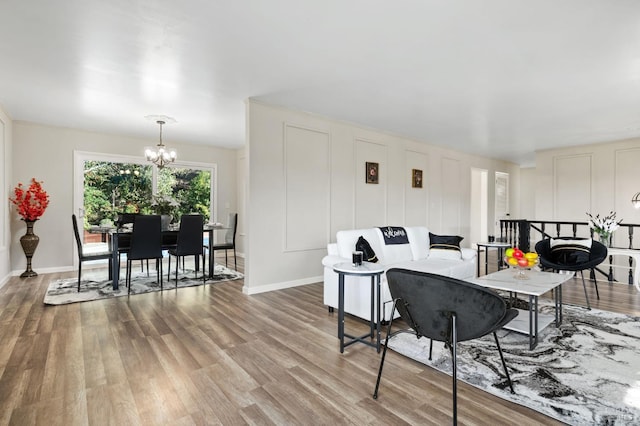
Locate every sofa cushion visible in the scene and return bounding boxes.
[405,226,430,260]
[429,233,463,260]
[550,237,592,265]
[376,228,413,264]
[356,236,378,263]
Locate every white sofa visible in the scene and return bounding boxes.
[322,226,476,321]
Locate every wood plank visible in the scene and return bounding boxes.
[0,255,636,425]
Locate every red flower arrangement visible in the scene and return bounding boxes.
[9,178,50,221]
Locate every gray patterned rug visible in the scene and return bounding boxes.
[44,264,243,305]
[386,304,640,425]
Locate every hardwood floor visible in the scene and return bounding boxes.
[0,254,638,425]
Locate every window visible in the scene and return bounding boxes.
[74,151,216,245]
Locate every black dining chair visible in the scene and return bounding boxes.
[373,269,517,425]
[72,214,113,292]
[535,238,608,309]
[115,212,148,273]
[211,213,238,270]
[126,215,163,293]
[167,214,206,286]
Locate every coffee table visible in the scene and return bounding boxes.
[467,268,573,349]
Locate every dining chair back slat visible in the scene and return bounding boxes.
[168,214,205,285]
[126,215,163,292]
[72,214,112,292]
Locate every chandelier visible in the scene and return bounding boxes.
[145,119,176,168]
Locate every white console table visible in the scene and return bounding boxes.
[605,248,640,291]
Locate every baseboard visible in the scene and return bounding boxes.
[243,275,322,295]
[12,265,73,276]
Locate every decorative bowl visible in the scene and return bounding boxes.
[504,256,539,280]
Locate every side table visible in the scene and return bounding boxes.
[333,262,384,353]
[476,241,511,276]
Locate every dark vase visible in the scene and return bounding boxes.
[20,220,40,278]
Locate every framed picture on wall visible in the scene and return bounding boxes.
[366,162,379,184]
[412,169,423,188]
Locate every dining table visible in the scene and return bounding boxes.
[90,222,226,290]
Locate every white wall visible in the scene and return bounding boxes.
[245,100,519,294]
[519,167,536,220]
[535,137,640,244]
[0,106,12,286]
[10,121,238,274]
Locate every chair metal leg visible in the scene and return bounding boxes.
[429,339,433,360]
[580,270,592,309]
[591,268,600,299]
[451,313,458,426]
[77,261,82,292]
[493,331,515,393]
[233,249,237,270]
[373,299,399,399]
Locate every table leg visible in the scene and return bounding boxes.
[527,295,540,350]
[375,274,381,353]
[528,295,534,350]
[338,273,345,353]
[556,284,563,326]
[111,232,119,290]
[369,276,375,339]
[207,229,214,278]
[477,246,481,276]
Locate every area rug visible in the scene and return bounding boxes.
[385,304,640,425]
[44,264,243,305]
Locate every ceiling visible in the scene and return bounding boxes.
[1,1,640,166]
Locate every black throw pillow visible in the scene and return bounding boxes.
[355,236,378,263]
[429,232,463,260]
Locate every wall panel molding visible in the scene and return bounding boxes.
[552,154,592,221]
[354,138,387,227]
[283,123,331,252]
[440,157,461,233]
[404,149,429,226]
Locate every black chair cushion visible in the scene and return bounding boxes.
[549,237,592,265]
[356,236,378,263]
[535,238,608,272]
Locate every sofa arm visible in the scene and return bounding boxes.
[461,248,477,261]
[327,243,339,256]
[322,255,348,268]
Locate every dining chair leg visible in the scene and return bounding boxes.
[126,260,132,294]
[202,252,206,283]
[233,249,237,270]
[77,261,82,292]
[175,255,179,287]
